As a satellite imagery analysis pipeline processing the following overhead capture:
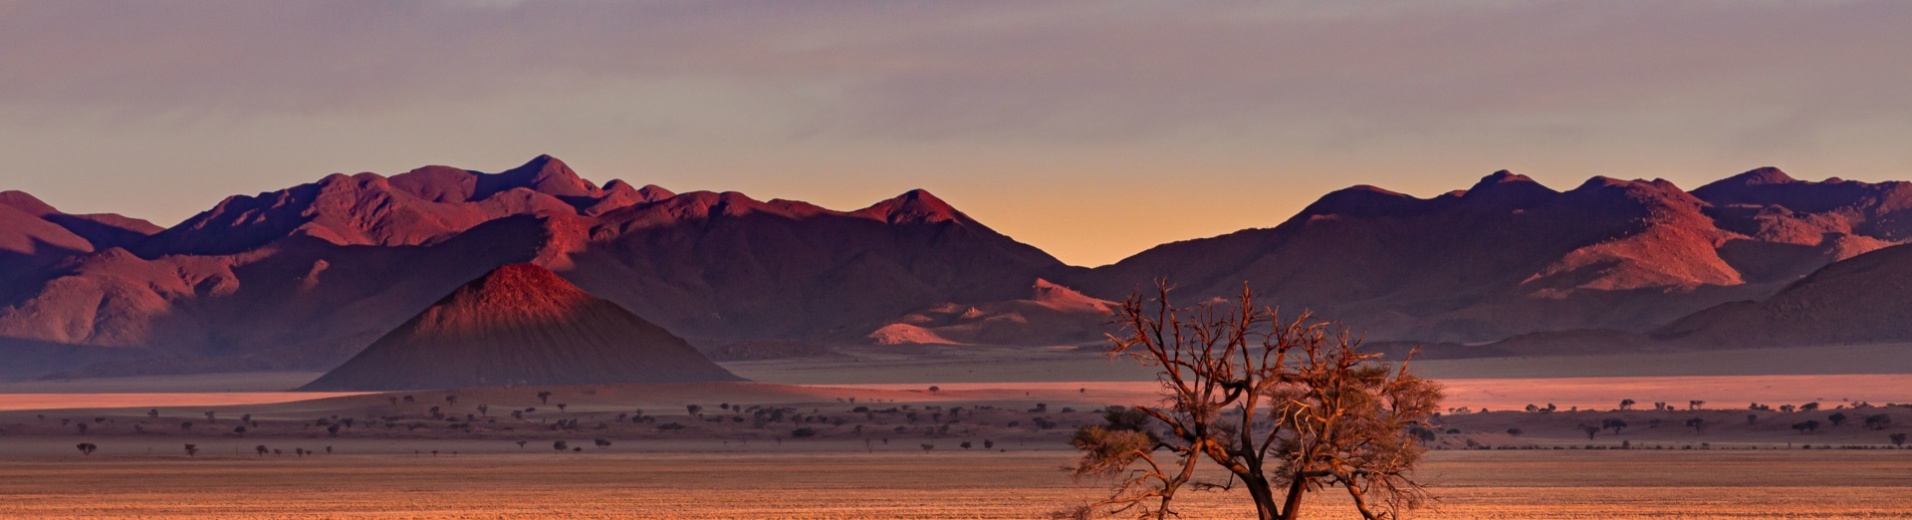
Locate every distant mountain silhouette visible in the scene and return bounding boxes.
[4,158,1912,379]
[301,264,736,391]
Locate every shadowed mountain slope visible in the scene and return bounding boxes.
[1652,242,1912,347]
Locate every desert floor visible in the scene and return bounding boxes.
[4,344,1912,517]
[0,449,1908,519]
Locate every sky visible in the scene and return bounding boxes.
[2,1,1910,267]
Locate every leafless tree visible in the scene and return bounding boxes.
[76,443,97,456]
[1063,283,1442,520]
[183,444,198,457]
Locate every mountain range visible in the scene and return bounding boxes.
[4,156,1910,379]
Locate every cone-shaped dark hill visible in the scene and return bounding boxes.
[300,263,739,391]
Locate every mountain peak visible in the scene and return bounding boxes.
[1725,166,1797,187]
[456,263,590,320]
[1479,169,1534,185]
[635,184,676,201]
[857,189,964,224]
[1296,184,1431,219]
[1463,170,1557,208]
[0,190,58,216]
[487,154,597,198]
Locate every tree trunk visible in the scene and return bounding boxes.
[1242,473,1281,520]
[1279,477,1308,520]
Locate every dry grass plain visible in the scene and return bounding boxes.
[5,344,1912,518]
[1,449,1909,519]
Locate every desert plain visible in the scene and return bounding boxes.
[4,344,1911,519]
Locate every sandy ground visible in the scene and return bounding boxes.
[2,343,1908,517]
[0,392,369,413]
[0,450,1906,519]
[7,373,1910,415]
[722,343,1912,383]
[0,372,328,393]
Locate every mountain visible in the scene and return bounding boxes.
[8,159,1912,380]
[300,264,737,391]
[867,279,1115,346]
[1067,168,1910,343]
[1651,241,1912,347]
[0,191,160,289]
[0,155,1064,377]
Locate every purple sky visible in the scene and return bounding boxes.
[3,1,1910,266]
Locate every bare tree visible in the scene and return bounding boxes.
[183,444,198,457]
[1064,283,1441,520]
[76,443,97,456]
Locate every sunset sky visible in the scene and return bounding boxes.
[4,1,1910,266]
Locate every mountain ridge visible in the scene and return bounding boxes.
[4,158,1911,379]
